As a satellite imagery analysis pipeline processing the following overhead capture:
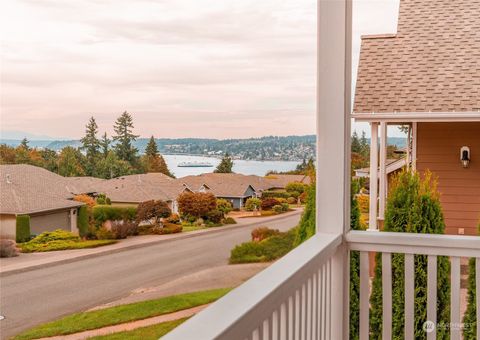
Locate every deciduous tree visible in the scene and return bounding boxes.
[136,200,172,225]
[58,147,86,177]
[177,192,217,219]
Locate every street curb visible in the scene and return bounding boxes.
[0,210,301,277]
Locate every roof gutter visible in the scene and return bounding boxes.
[351,111,480,123]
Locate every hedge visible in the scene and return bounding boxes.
[77,206,89,237]
[261,191,291,199]
[92,205,137,224]
[16,215,31,243]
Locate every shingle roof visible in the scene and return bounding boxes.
[0,164,83,215]
[65,176,107,195]
[99,173,186,203]
[354,0,480,113]
[179,173,311,197]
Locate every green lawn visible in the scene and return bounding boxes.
[87,318,188,340]
[13,288,231,340]
[181,225,206,232]
[19,239,117,253]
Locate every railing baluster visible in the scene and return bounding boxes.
[404,253,415,340]
[322,263,327,340]
[294,289,300,340]
[359,251,370,340]
[451,257,461,340]
[476,258,480,340]
[427,255,437,340]
[300,283,306,340]
[307,277,312,340]
[327,259,332,340]
[311,273,316,340]
[317,267,322,340]
[382,252,392,340]
[288,296,293,340]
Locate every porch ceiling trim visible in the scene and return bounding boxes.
[351,111,480,123]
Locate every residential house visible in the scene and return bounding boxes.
[163,1,480,339]
[353,0,480,235]
[180,173,258,209]
[0,164,83,239]
[98,173,188,213]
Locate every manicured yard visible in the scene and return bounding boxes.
[181,225,206,232]
[13,288,231,340]
[87,318,188,340]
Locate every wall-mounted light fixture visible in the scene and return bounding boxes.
[460,146,470,168]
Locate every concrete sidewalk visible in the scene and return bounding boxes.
[0,209,301,276]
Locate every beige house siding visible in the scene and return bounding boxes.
[0,214,16,239]
[30,210,71,235]
[416,122,480,235]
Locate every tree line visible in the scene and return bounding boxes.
[0,111,174,179]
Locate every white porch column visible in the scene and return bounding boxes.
[368,122,379,230]
[411,122,417,171]
[379,122,387,220]
[317,0,351,338]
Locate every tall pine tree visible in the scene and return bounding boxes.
[142,136,174,177]
[113,111,139,164]
[80,117,100,175]
[214,153,234,173]
[99,132,110,157]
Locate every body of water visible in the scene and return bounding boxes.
[163,154,300,178]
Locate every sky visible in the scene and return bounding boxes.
[0,0,400,140]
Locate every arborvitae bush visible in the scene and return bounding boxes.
[294,184,316,246]
[92,205,137,225]
[77,206,89,237]
[16,215,31,243]
[463,223,479,339]
[369,171,450,340]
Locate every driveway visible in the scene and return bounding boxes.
[0,212,301,339]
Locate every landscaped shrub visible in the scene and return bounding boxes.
[19,231,116,252]
[251,227,280,242]
[230,228,297,264]
[73,194,96,208]
[136,200,171,224]
[356,194,369,213]
[245,197,261,211]
[261,191,291,199]
[369,171,450,339]
[28,229,80,243]
[16,215,31,243]
[272,205,283,214]
[223,217,237,224]
[261,198,280,211]
[205,209,223,224]
[294,184,316,245]
[96,194,111,205]
[298,191,307,204]
[287,197,297,205]
[95,227,115,240]
[162,223,183,234]
[216,199,233,216]
[77,206,89,237]
[285,182,308,195]
[280,203,289,212]
[177,192,217,218]
[166,213,181,224]
[463,223,479,339]
[110,221,138,239]
[138,223,182,235]
[93,205,137,224]
[0,238,20,257]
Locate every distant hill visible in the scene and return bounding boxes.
[0,135,406,161]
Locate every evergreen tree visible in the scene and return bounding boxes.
[20,138,30,150]
[294,183,316,245]
[94,150,133,179]
[39,149,58,173]
[463,224,479,339]
[369,171,450,340]
[214,153,234,173]
[80,117,100,175]
[99,132,110,157]
[113,111,139,164]
[351,131,362,154]
[141,136,174,177]
[58,147,85,177]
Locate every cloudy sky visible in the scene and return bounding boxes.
[0,0,399,140]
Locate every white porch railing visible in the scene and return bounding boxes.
[162,232,342,340]
[163,231,480,340]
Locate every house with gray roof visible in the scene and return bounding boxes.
[0,164,84,239]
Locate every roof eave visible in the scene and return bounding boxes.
[351,112,480,123]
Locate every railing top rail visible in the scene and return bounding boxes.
[347,230,480,257]
[162,232,342,340]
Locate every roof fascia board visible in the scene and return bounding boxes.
[352,112,480,123]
